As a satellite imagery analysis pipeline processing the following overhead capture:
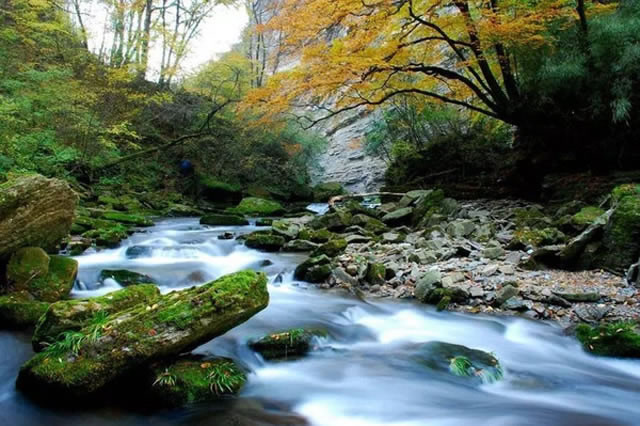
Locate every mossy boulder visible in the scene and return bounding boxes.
[98,269,156,287]
[200,214,249,226]
[0,292,49,329]
[283,240,320,252]
[82,220,130,248]
[101,212,153,227]
[249,328,326,360]
[365,263,387,286]
[271,220,302,240]
[198,176,242,204]
[311,238,347,258]
[514,207,552,228]
[0,174,77,258]
[413,341,503,384]
[312,182,345,202]
[596,190,640,272]
[149,357,246,407]
[510,227,566,249]
[33,284,161,351]
[245,233,286,252]
[6,248,78,302]
[227,197,284,216]
[308,212,351,232]
[350,214,388,235]
[17,270,269,401]
[298,228,335,243]
[576,321,640,358]
[381,207,414,226]
[294,255,332,283]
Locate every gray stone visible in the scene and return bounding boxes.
[483,246,505,260]
[345,234,371,244]
[381,207,414,225]
[470,286,485,298]
[496,284,519,305]
[574,304,612,322]
[552,290,600,303]
[502,297,528,311]
[283,240,320,252]
[382,232,404,243]
[414,270,442,302]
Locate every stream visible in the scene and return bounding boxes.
[2,218,640,425]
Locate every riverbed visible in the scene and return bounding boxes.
[2,218,640,425]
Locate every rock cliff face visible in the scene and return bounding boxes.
[311,110,387,193]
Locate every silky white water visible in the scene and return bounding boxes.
[1,218,639,426]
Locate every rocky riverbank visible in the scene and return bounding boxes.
[241,187,640,355]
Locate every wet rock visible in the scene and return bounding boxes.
[98,269,156,287]
[249,328,326,360]
[311,238,348,258]
[294,255,332,283]
[200,214,249,226]
[217,232,235,240]
[272,220,302,240]
[332,267,359,286]
[32,284,161,351]
[17,270,269,400]
[0,174,77,258]
[413,341,503,384]
[148,357,246,407]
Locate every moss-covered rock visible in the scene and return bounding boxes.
[308,212,351,232]
[271,220,301,240]
[597,191,640,272]
[33,284,161,351]
[294,255,332,283]
[312,182,345,202]
[245,233,286,252]
[101,212,153,227]
[381,207,414,226]
[510,227,566,248]
[6,248,77,302]
[283,240,320,252]
[200,214,249,226]
[311,238,347,258]
[413,341,503,384]
[249,328,326,360]
[572,206,605,228]
[0,174,77,259]
[198,176,242,205]
[17,270,269,401]
[365,263,386,286]
[350,214,388,235]
[514,207,552,228]
[227,197,284,216]
[0,291,49,329]
[576,321,640,358]
[298,228,335,243]
[81,220,130,248]
[149,357,246,407]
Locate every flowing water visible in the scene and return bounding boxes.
[2,218,640,426]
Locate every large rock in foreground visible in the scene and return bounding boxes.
[0,174,77,259]
[17,270,269,400]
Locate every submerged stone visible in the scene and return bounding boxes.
[17,270,269,401]
[32,284,161,351]
[413,341,504,384]
[249,328,326,360]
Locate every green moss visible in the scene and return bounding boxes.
[33,284,161,351]
[101,212,153,227]
[512,227,566,248]
[249,328,327,360]
[82,220,130,247]
[227,197,284,216]
[612,184,640,202]
[514,207,551,228]
[351,214,388,235]
[244,233,285,252]
[600,195,640,271]
[294,255,332,282]
[365,263,386,285]
[308,212,351,231]
[150,358,246,407]
[156,301,195,330]
[6,247,50,286]
[199,177,242,194]
[200,214,249,226]
[576,321,640,358]
[311,238,347,258]
[0,292,49,329]
[411,189,446,225]
[572,206,605,226]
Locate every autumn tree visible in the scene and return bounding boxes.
[245,0,614,130]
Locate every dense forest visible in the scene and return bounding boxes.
[1,1,640,425]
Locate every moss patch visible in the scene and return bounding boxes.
[572,206,605,226]
[576,322,640,358]
[312,182,345,202]
[249,328,326,360]
[245,233,285,252]
[0,291,49,329]
[101,212,153,227]
[311,238,347,258]
[98,269,156,287]
[150,357,246,407]
[6,249,77,302]
[200,214,249,226]
[227,197,284,216]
